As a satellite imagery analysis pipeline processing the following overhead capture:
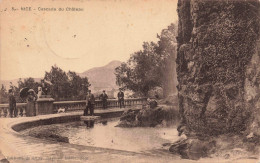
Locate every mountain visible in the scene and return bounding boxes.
[78,60,122,93]
[0,60,122,94]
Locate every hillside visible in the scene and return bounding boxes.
[0,61,122,94]
[78,60,122,92]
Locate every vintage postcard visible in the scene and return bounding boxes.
[0,0,259,162]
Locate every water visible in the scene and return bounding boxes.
[21,118,179,152]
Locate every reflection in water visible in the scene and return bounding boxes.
[21,118,178,152]
[70,119,178,152]
[84,120,108,128]
[84,120,95,128]
[101,120,107,125]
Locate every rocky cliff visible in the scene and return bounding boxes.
[176,0,260,136]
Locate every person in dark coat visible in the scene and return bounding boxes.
[99,90,108,109]
[26,90,37,117]
[117,89,125,108]
[84,90,95,116]
[8,89,17,118]
[41,79,50,95]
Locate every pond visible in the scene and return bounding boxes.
[20,118,179,152]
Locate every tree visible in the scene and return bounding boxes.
[0,65,91,103]
[115,23,178,97]
[0,84,8,104]
[115,42,161,96]
[44,65,70,100]
[67,71,90,100]
[17,77,40,92]
[44,65,90,100]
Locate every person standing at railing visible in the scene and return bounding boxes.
[41,79,52,95]
[37,87,43,98]
[84,90,95,116]
[117,89,125,108]
[26,89,37,117]
[99,90,108,109]
[8,89,17,118]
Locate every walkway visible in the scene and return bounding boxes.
[0,107,256,163]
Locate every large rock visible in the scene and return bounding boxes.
[169,137,216,160]
[169,133,260,160]
[176,0,260,136]
[116,105,179,127]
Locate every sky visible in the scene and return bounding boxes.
[0,0,178,80]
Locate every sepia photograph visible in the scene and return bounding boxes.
[0,0,260,162]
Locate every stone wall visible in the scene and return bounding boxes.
[176,0,260,136]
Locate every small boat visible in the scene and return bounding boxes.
[80,116,101,121]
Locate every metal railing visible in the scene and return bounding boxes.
[0,98,147,117]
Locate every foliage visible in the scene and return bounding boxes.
[0,84,8,103]
[115,23,177,96]
[115,42,161,96]
[44,65,90,100]
[18,78,41,92]
[67,71,90,100]
[1,65,91,103]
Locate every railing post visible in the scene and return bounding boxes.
[36,95,55,115]
[4,107,8,117]
[21,106,25,117]
[0,108,2,117]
